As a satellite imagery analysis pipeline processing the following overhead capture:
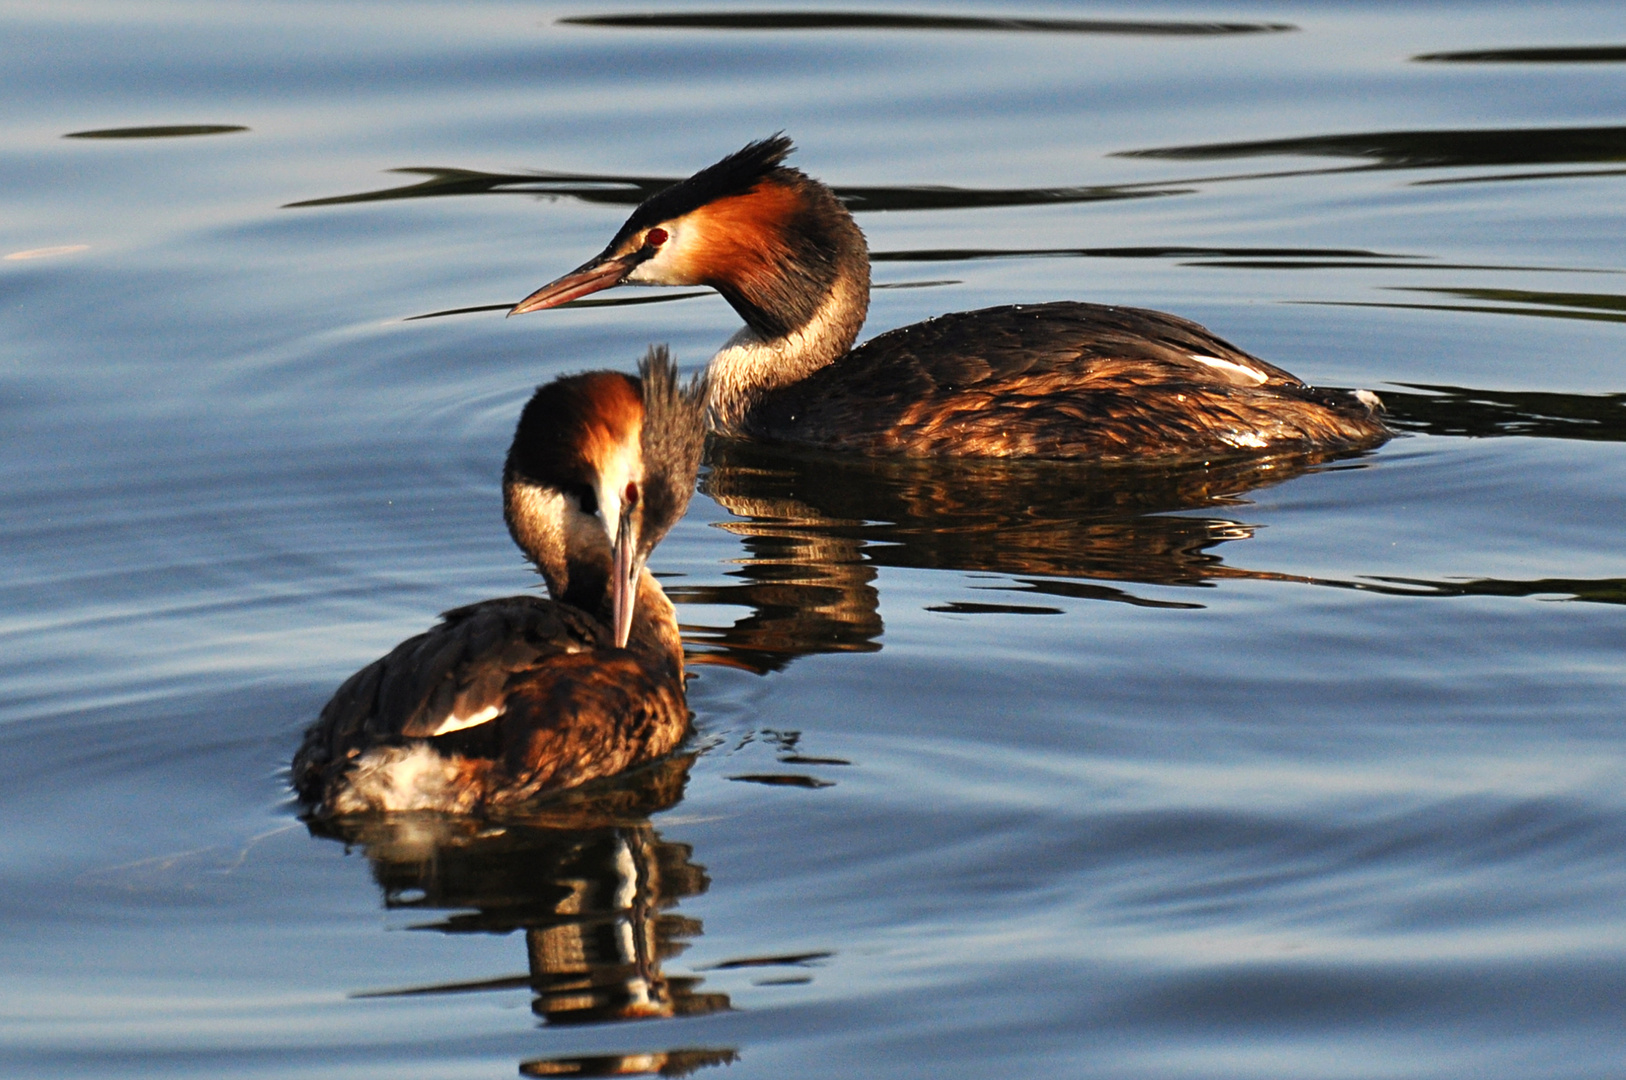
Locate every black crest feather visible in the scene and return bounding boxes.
[635,345,708,556]
[612,134,795,246]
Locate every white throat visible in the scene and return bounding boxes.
[704,271,867,435]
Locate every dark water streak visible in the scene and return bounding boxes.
[1382,383,1626,442]
[1122,122,1626,170]
[63,124,248,139]
[286,166,1184,211]
[1309,289,1626,326]
[1415,45,1626,63]
[559,12,1297,36]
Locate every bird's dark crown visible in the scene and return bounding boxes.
[609,134,797,250]
[504,369,642,502]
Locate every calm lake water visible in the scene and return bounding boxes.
[4,2,1625,1076]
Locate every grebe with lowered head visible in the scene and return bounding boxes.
[293,348,708,816]
[510,136,1387,460]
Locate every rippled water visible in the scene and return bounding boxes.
[4,2,1625,1076]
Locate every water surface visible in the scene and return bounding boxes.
[3,2,1624,1077]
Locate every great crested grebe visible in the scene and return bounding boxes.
[509,136,1388,460]
[293,349,707,815]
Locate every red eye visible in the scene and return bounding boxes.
[645,227,667,248]
[624,481,639,508]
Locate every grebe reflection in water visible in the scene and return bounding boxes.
[680,444,1369,673]
[308,757,735,1075]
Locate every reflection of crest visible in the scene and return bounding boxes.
[309,756,732,1073]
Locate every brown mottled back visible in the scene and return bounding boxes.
[744,302,1388,460]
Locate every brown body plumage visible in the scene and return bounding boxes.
[293,349,707,815]
[511,137,1388,461]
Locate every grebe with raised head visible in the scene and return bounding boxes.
[293,349,707,815]
[510,136,1387,460]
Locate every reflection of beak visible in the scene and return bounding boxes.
[509,249,648,316]
[610,499,642,649]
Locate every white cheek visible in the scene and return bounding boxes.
[625,246,694,286]
[625,220,702,286]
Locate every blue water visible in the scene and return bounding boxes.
[3,2,1625,1076]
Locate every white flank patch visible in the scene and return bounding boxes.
[428,704,501,737]
[1355,389,1382,409]
[5,245,89,261]
[1191,354,1268,385]
[333,744,460,812]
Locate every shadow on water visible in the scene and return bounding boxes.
[285,167,1185,211]
[682,406,1626,671]
[1120,123,1626,188]
[872,245,1423,263]
[1415,45,1626,63]
[407,252,1612,320]
[406,291,714,321]
[63,124,248,139]
[1120,123,1626,170]
[407,251,1610,320]
[286,127,1626,210]
[556,12,1295,36]
[1309,287,1626,324]
[285,123,1626,289]
[308,756,737,1076]
[1357,574,1626,604]
[870,246,1605,275]
[1381,382,1626,443]
[290,162,1615,285]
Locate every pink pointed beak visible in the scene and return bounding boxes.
[509,250,646,316]
[609,497,643,649]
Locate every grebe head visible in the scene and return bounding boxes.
[503,347,706,647]
[509,135,869,346]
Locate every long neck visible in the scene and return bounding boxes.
[504,477,684,676]
[707,261,867,433]
[705,188,870,435]
[625,569,684,678]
